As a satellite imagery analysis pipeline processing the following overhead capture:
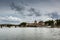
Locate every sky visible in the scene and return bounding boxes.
[0,0,60,24]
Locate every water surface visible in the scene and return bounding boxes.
[0,27,60,40]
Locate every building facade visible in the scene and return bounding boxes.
[26,21,45,27]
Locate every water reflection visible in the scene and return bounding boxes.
[0,27,60,40]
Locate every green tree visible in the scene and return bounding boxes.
[19,22,27,27]
[6,24,12,28]
[45,20,54,28]
[55,19,60,27]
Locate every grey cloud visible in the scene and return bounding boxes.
[20,0,28,6]
[23,0,51,4]
[10,2,25,15]
[47,12,60,19]
[1,20,19,23]
[10,2,25,11]
[1,0,60,5]
[28,8,41,16]
[1,20,20,24]
[40,0,50,2]
[10,2,41,17]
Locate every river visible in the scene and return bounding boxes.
[0,27,60,40]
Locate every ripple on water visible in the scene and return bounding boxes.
[0,27,60,40]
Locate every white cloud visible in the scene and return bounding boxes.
[0,16,22,24]
[0,16,21,21]
[7,16,21,21]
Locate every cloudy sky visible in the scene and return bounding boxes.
[0,0,60,24]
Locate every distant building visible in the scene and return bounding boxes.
[37,21,45,27]
[26,21,45,27]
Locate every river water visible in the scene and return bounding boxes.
[0,27,60,40]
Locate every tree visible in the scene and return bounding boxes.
[45,20,54,28]
[6,24,12,28]
[55,19,60,27]
[19,22,27,27]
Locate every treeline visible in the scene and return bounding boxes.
[0,24,19,28]
[19,19,60,28]
[44,19,60,28]
[0,19,60,28]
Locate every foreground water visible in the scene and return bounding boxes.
[0,27,60,40]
